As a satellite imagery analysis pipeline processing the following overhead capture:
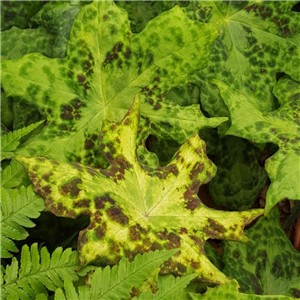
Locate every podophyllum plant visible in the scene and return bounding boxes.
[1,1,300,299]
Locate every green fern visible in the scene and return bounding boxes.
[1,186,44,258]
[136,274,197,300]
[1,243,85,300]
[52,249,179,300]
[1,160,28,189]
[1,120,44,160]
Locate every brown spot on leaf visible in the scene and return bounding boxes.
[78,74,85,83]
[96,223,107,238]
[94,194,115,209]
[107,206,129,225]
[74,199,90,208]
[61,178,82,197]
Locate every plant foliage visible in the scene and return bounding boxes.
[1,1,299,299]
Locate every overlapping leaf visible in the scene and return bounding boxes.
[222,207,300,298]
[190,280,296,300]
[213,77,300,213]
[209,136,267,211]
[184,1,300,127]
[1,1,225,168]
[17,99,263,284]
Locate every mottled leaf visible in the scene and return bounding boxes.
[116,1,188,33]
[1,1,45,31]
[209,136,267,211]
[1,27,55,60]
[189,280,296,300]
[213,77,300,213]
[31,1,91,58]
[185,1,300,129]
[1,1,224,167]
[222,207,300,298]
[16,99,263,284]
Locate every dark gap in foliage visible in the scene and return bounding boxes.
[292,2,300,12]
[276,72,286,82]
[259,143,279,168]
[145,134,157,152]
[24,212,90,252]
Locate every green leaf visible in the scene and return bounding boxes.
[137,274,197,300]
[189,280,296,300]
[1,27,55,60]
[1,1,45,31]
[209,136,267,211]
[52,250,178,300]
[185,1,300,130]
[1,121,44,160]
[1,186,44,258]
[222,207,300,298]
[31,1,91,58]
[17,99,263,284]
[116,1,188,33]
[1,1,224,167]
[213,77,300,213]
[1,243,83,300]
[1,159,28,189]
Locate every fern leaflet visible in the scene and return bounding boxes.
[1,186,44,258]
[136,274,197,300]
[52,249,179,300]
[1,243,83,300]
[1,120,44,160]
[1,160,28,189]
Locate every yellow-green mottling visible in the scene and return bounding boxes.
[16,99,263,284]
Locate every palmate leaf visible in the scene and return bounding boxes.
[17,99,263,284]
[185,1,300,130]
[1,1,225,168]
[31,1,91,58]
[1,186,44,258]
[1,1,45,31]
[222,207,300,298]
[213,77,300,213]
[1,243,84,300]
[189,280,296,300]
[209,136,267,211]
[53,249,180,300]
[1,27,55,60]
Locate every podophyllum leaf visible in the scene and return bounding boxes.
[1,1,45,31]
[1,186,44,258]
[1,1,224,167]
[31,1,91,58]
[1,27,55,60]
[1,90,14,130]
[209,136,267,211]
[116,1,188,33]
[1,121,44,160]
[213,77,300,213]
[185,1,300,126]
[16,99,263,284]
[222,207,300,298]
[189,280,296,300]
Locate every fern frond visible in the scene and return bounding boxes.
[52,249,178,300]
[1,186,44,258]
[1,160,28,189]
[137,274,197,300]
[1,120,44,160]
[1,244,82,300]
